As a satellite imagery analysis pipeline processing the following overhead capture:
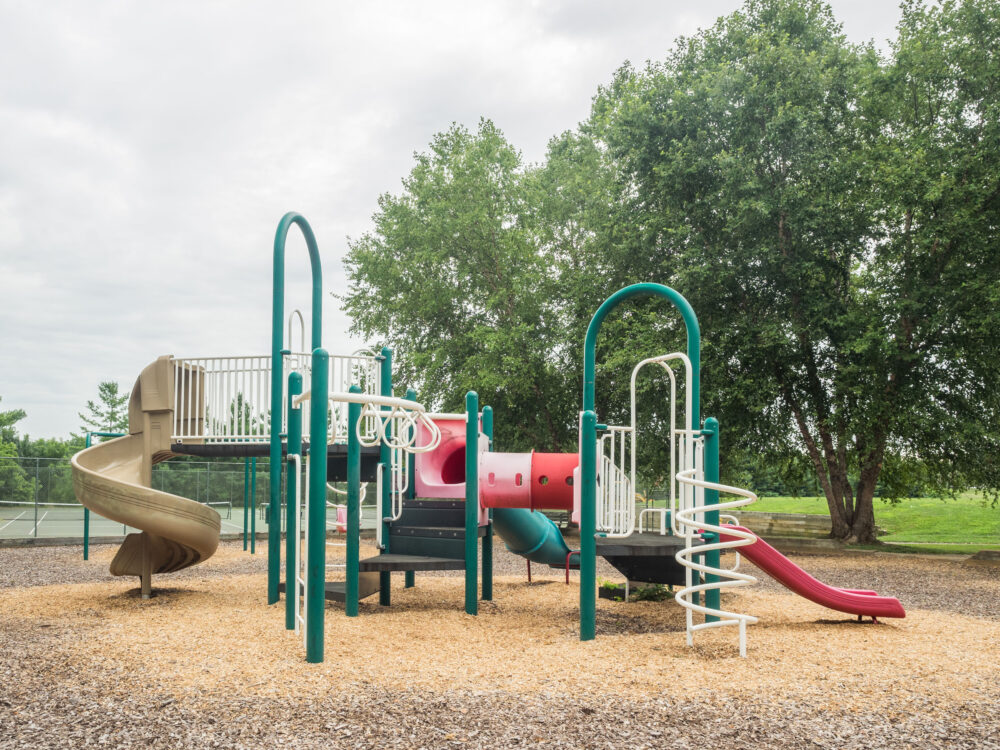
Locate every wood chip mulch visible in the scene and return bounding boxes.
[1,542,998,748]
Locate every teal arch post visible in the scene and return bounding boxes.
[378,348,393,606]
[305,348,329,663]
[346,385,362,617]
[404,387,417,589]
[464,391,478,616]
[481,405,494,602]
[579,283,702,642]
[269,212,324,605]
[285,371,303,631]
[82,431,124,560]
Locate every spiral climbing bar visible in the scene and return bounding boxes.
[675,468,759,657]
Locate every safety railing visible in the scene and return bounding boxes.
[596,425,634,536]
[674,469,758,657]
[290,452,306,643]
[631,353,693,537]
[170,353,380,444]
[289,389,442,649]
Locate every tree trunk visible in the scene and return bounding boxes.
[848,459,882,544]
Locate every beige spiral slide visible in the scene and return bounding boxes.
[71,356,220,597]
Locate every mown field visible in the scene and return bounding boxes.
[750,494,1000,552]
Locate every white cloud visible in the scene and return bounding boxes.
[0,0,901,437]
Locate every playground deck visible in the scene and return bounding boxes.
[1,542,997,747]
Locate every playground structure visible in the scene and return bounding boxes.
[71,212,905,661]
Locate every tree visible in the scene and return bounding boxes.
[572,0,1000,540]
[342,119,576,450]
[79,381,130,434]
[0,398,33,504]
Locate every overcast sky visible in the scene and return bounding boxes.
[0,1,902,438]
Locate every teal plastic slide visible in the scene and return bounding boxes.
[492,507,579,567]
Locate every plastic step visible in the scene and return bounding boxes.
[359,554,466,572]
[277,577,380,602]
[390,525,488,540]
[388,534,467,559]
[395,505,466,527]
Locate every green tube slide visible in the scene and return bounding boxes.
[492,507,579,567]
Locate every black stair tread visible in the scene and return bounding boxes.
[359,554,466,572]
[278,580,379,602]
[390,524,489,537]
[403,499,465,509]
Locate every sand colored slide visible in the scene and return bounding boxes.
[71,356,220,597]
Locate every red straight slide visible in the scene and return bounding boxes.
[719,525,906,619]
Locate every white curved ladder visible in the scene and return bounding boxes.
[674,469,758,656]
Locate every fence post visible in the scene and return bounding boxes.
[33,458,39,538]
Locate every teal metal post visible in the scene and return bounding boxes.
[703,417,721,621]
[82,431,124,560]
[250,457,257,554]
[269,212,324,605]
[481,405,494,602]
[580,410,597,640]
[404,388,417,589]
[346,385,362,617]
[84,433,92,559]
[243,459,249,551]
[464,391,478,616]
[579,283,702,642]
[306,348,329,663]
[285,372,303,630]
[378,348,393,606]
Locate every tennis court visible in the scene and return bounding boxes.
[0,500,378,541]
[0,456,377,543]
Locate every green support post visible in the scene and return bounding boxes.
[269,212,324,606]
[579,410,597,640]
[243,458,249,551]
[703,417,721,621]
[378,348,393,606]
[346,385,362,618]
[579,283,701,642]
[82,431,124,560]
[250,457,257,554]
[481,405,494,602]
[464,391,478,616]
[404,387,417,589]
[285,372,303,631]
[306,348,329,663]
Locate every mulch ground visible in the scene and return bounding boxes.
[1,541,998,749]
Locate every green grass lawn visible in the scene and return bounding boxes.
[750,493,1000,550]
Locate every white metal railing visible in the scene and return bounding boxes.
[290,452,306,644]
[674,469,758,657]
[596,426,634,536]
[289,390,442,651]
[170,352,380,444]
[630,353,693,537]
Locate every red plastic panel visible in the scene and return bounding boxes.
[529,452,578,511]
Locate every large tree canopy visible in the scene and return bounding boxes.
[343,0,1000,542]
[342,120,576,450]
